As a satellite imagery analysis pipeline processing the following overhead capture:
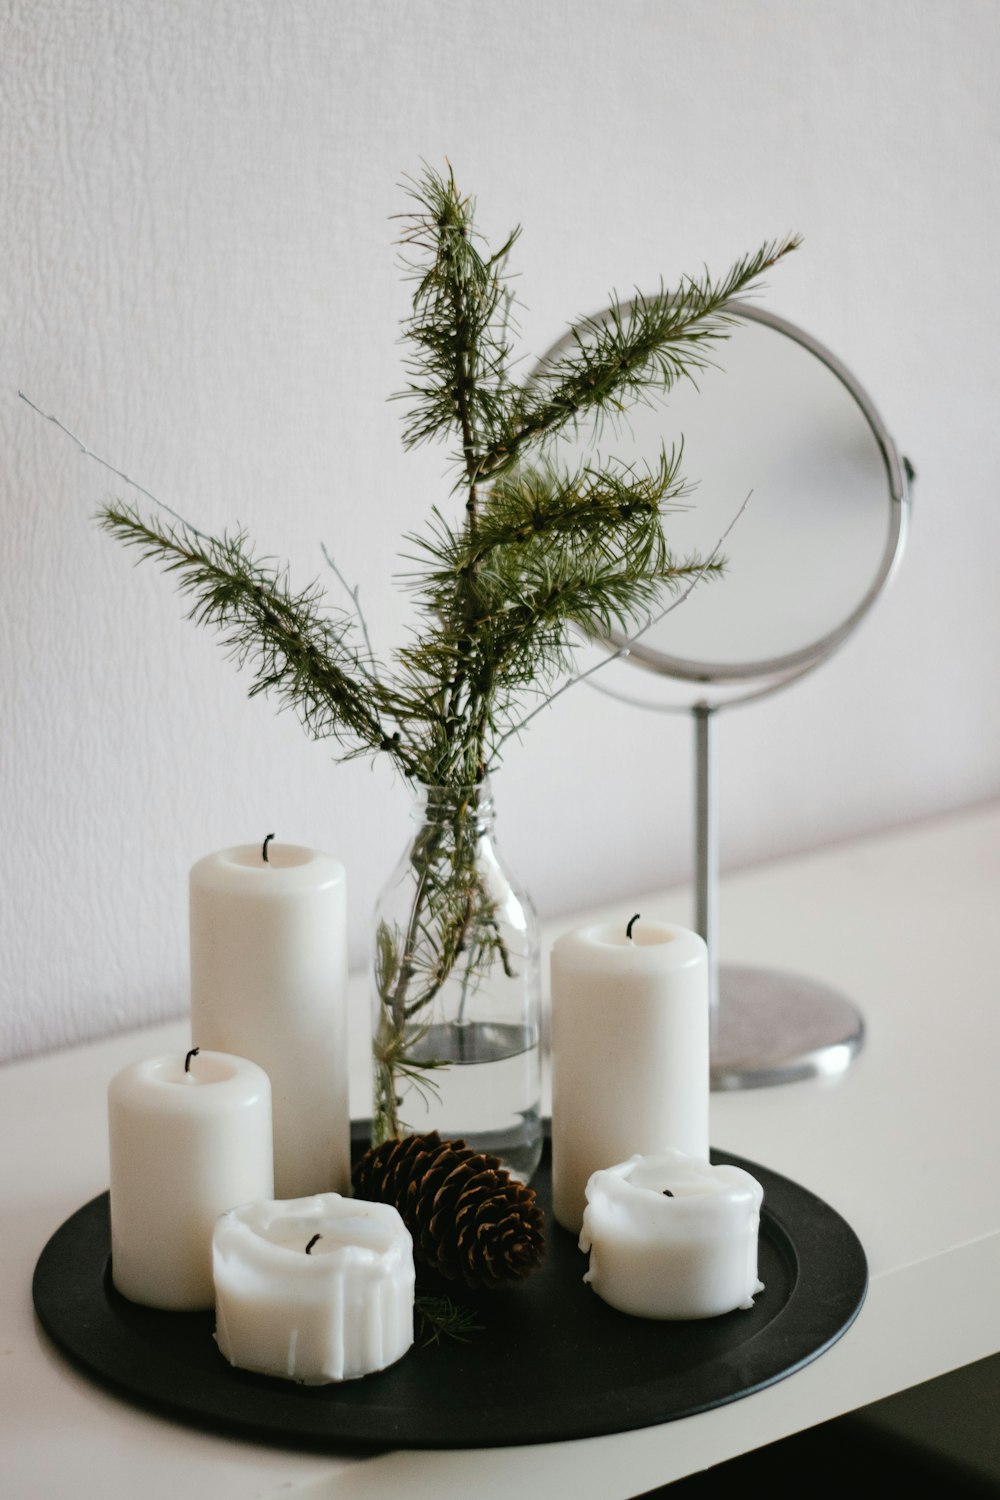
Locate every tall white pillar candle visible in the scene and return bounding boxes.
[190,842,349,1199]
[213,1194,415,1383]
[550,917,709,1233]
[580,1151,764,1319]
[108,1049,273,1310]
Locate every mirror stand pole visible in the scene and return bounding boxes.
[692,705,866,1091]
[692,703,720,1056]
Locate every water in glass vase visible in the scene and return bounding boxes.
[406,1021,542,1182]
[370,779,543,1183]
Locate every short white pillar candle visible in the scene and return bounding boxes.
[579,1150,765,1320]
[213,1194,415,1384]
[189,841,350,1199]
[108,1049,274,1310]
[550,917,709,1233]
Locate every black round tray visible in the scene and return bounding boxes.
[32,1127,866,1450]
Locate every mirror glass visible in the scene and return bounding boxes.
[541,302,907,711]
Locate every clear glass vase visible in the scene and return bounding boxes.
[370,779,542,1183]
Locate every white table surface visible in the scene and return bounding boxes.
[5,800,1000,1500]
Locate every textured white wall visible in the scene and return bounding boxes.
[2,0,999,1062]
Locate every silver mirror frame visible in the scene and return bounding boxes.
[567,298,911,701]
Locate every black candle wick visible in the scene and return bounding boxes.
[626,913,641,941]
[185,1047,200,1074]
[305,1233,322,1255]
[262,833,275,863]
[662,1188,675,1197]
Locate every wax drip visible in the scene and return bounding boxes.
[185,1047,200,1073]
[626,913,641,940]
[305,1234,322,1255]
[262,833,275,863]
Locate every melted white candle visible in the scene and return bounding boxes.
[108,1050,274,1310]
[213,1194,415,1384]
[579,1150,765,1320]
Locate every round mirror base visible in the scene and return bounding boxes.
[711,964,864,1091]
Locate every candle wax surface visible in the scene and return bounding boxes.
[213,1194,415,1384]
[224,845,316,869]
[580,1150,765,1321]
[107,1050,274,1311]
[189,843,350,1199]
[254,1210,404,1256]
[550,920,710,1232]
[149,1053,254,1089]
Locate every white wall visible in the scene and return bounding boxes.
[2,0,998,1062]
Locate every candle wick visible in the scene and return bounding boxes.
[626,913,641,941]
[662,1189,674,1197]
[184,1047,200,1074]
[305,1233,322,1255]
[262,833,275,863]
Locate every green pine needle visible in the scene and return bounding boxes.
[415,1294,483,1346]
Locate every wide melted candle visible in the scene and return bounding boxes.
[579,1150,765,1320]
[213,1193,415,1383]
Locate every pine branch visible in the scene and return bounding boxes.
[482,237,802,479]
[444,445,692,571]
[98,503,418,776]
[489,487,754,758]
[394,163,520,479]
[394,164,529,786]
[395,447,710,771]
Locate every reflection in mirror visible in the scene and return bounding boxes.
[537,301,911,1087]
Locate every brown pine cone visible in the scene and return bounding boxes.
[352,1132,545,1290]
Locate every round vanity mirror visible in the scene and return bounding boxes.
[537,300,912,1087]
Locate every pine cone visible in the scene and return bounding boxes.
[352,1132,545,1290]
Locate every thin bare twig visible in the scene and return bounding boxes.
[321,543,378,673]
[18,391,206,539]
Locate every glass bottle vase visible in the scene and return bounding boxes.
[370,779,542,1183]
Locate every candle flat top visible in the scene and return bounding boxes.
[108,1051,272,1112]
[190,844,345,891]
[256,1210,403,1257]
[225,845,314,869]
[626,1157,741,1199]
[158,1053,239,1085]
[215,1194,413,1276]
[591,921,678,948]
[551,919,707,971]
[585,1151,764,1221]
